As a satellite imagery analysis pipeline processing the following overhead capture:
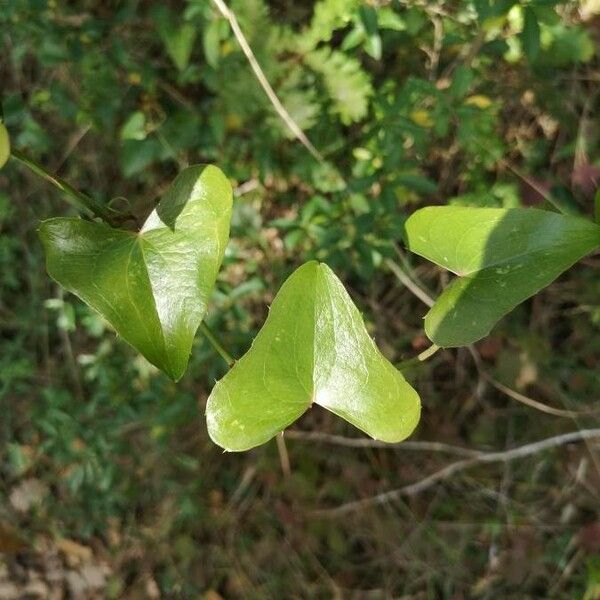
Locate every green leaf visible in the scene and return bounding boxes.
[449,65,474,98]
[396,173,438,195]
[168,23,197,71]
[206,261,420,451]
[0,122,10,169]
[306,48,373,125]
[404,207,600,347]
[359,6,382,60]
[39,165,233,381]
[544,24,595,65]
[202,19,222,68]
[120,111,147,141]
[154,7,197,72]
[378,8,406,31]
[521,7,540,61]
[120,138,164,178]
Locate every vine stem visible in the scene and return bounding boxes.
[417,343,439,361]
[11,148,236,369]
[397,344,440,370]
[200,322,235,368]
[10,148,118,225]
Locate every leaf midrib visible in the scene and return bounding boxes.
[135,234,172,374]
[448,230,600,277]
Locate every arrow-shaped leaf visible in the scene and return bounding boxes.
[404,206,600,347]
[206,261,421,451]
[39,165,233,381]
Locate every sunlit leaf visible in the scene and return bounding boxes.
[404,207,600,347]
[206,261,421,451]
[39,165,233,381]
[120,111,147,141]
[306,48,373,125]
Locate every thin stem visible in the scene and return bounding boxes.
[397,343,440,370]
[200,322,235,368]
[311,428,600,518]
[210,0,325,165]
[386,258,435,308]
[417,343,439,362]
[276,433,291,479]
[10,149,117,225]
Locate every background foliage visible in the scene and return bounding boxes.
[1,0,600,597]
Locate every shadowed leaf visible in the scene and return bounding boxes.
[404,207,600,347]
[39,165,232,381]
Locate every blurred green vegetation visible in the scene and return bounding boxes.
[1,0,600,597]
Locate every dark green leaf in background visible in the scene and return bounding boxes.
[404,207,600,347]
[359,6,382,60]
[521,7,541,62]
[206,261,421,451]
[39,165,233,381]
[203,19,224,69]
[154,6,197,72]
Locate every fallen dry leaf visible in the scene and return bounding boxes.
[9,479,47,513]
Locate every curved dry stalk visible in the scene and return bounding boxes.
[210,0,324,164]
[484,372,594,419]
[385,258,435,308]
[10,149,119,225]
[466,345,593,419]
[310,428,600,518]
[285,430,484,458]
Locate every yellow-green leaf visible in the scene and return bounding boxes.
[206,261,421,451]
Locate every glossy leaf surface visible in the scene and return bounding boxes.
[405,207,600,347]
[206,261,421,451]
[39,165,232,381]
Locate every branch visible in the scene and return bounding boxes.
[310,428,600,518]
[484,372,592,419]
[199,322,235,368]
[10,149,123,226]
[466,346,592,419]
[210,0,325,164]
[385,258,434,308]
[285,430,485,458]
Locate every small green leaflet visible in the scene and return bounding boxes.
[521,7,540,62]
[404,206,600,347]
[0,122,9,169]
[39,165,233,381]
[206,261,420,451]
[153,6,197,72]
